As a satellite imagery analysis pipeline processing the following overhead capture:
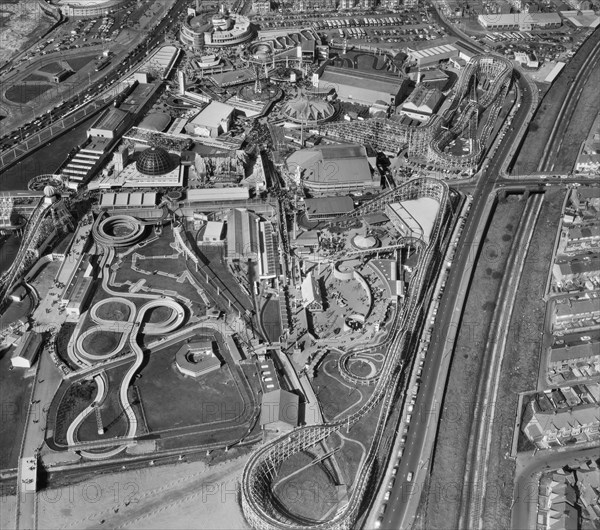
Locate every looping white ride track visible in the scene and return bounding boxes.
[241,178,456,530]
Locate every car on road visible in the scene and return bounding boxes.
[384,490,391,501]
[407,472,414,482]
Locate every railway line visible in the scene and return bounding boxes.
[537,35,600,173]
[459,192,545,529]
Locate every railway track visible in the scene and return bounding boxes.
[537,35,600,172]
[459,192,545,530]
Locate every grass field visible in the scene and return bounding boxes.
[65,55,96,72]
[5,83,54,104]
[24,73,49,82]
[145,305,172,324]
[420,195,528,530]
[94,300,131,322]
[274,451,340,522]
[312,354,374,421]
[480,188,566,529]
[136,342,246,433]
[38,62,63,74]
[81,330,122,356]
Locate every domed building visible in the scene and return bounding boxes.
[282,96,335,125]
[136,147,176,176]
[138,113,171,133]
[108,146,183,188]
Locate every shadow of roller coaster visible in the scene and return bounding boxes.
[241,178,457,530]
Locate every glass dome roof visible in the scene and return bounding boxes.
[136,147,174,176]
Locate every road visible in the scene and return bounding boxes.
[379,57,536,530]
[0,0,190,170]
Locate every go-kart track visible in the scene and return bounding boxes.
[64,213,188,460]
[241,178,457,530]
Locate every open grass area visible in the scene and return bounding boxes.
[312,354,374,421]
[274,450,341,522]
[81,330,122,356]
[65,55,97,72]
[94,300,131,322]
[480,188,566,529]
[38,62,63,74]
[24,73,50,82]
[0,347,33,469]
[5,83,54,104]
[136,342,247,433]
[145,305,172,324]
[421,195,528,530]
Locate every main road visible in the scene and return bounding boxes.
[379,58,536,530]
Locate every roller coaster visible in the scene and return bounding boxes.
[316,54,513,176]
[241,178,457,530]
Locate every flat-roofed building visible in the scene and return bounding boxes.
[186,187,250,202]
[99,192,157,209]
[11,331,43,368]
[88,108,130,139]
[260,389,299,433]
[227,208,259,262]
[65,275,94,318]
[407,44,458,68]
[478,12,561,30]
[185,101,235,137]
[385,197,440,245]
[317,66,409,106]
[203,221,225,242]
[304,196,354,221]
[286,144,380,197]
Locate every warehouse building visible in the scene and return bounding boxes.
[400,85,444,122]
[185,101,235,137]
[227,208,259,262]
[407,43,458,68]
[478,12,561,30]
[317,66,409,106]
[11,331,43,369]
[304,196,355,221]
